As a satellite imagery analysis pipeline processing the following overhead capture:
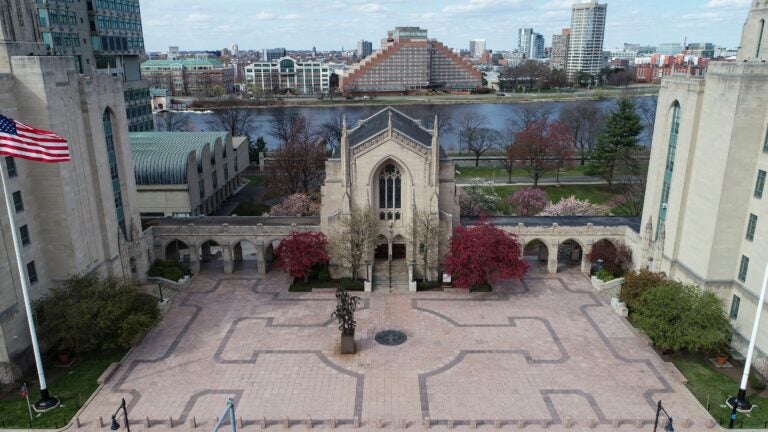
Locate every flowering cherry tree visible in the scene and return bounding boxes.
[269,193,320,216]
[275,232,329,281]
[459,178,500,216]
[444,223,528,288]
[538,195,609,216]
[505,187,549,216]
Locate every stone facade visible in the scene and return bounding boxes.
[321,107,459,281]
[640,2,768,375]
[0,53,145,382]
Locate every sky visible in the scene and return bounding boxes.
[138,0,753,53]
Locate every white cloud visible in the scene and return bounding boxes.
[442,0,522,15]
[705,0,749,8]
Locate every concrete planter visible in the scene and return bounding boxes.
[340,331,356,354]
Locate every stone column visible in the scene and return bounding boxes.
[581,241,593,275]
[256,240,267,274]
[189,242,201,274]
[222,242,233,274]
[547,240,558,274]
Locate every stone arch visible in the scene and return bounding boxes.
[392,233,407,260]
[589,238,619,275]
[200,239,223,262]
[165,239,190,262]
[374,234,388,259]
[557,238,584,273]
[523,238,549,271]
[367,156,416,223]
[232,239,258,273]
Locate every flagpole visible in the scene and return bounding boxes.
[0,161,59,411]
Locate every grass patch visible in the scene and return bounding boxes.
[0,350,126,429]
[289,278,364,292]
[670,353,768,428]
[455,165,590,180]
[491,184,625,214]
[233,202,270,216]
[246,176,266,186]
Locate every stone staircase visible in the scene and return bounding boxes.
[372,259,410,292]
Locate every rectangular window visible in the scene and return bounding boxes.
[738,255,750,282]
[19,225,30,246]
[12,191,23,212]
[5,157,17,177]
[746,214,758,241]
[763,125,768,153]
[26,261,38,285]
[755,170,766,198]
[730,295,741,319]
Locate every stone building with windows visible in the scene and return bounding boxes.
[0,2,145,382]
[130,132,249,222]
[641,2,768,372]
[141,58,235,97]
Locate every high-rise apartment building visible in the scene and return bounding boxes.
[262,48,287,62]
[469,39,486,58]
[0,0,145,381]
[566,1,607,81]
[25,0,153,132]
[531,33,545,59]
[518,29,544,59]
[357,40,373,59]
[341,27,481,95]
[551,28,570,70]
[231,43,239,56]
[641,2,768,372]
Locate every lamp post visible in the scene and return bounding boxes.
[726,261,768,426]
[110,398,130,432]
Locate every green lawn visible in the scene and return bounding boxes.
[455,165,590,180]
[0,350,126,429]
[490,184,625,214]
[233,202,270,216]
[671,353,768,428]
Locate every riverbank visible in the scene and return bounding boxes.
[178,85,659,111]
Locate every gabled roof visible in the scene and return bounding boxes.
[333,106,446,158]
[130,132,228,185]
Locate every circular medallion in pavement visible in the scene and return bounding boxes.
[374,330,407,346]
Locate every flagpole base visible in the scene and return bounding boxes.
[726,388,754,413]
[33,388,59,412]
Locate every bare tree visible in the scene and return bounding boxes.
[510,104,554,132]
[408,210,443,282]
[208,107,257,137]
[468,128,502,167]
[319,109,346,156]
[270,109,302,144]
[612,174,646,216]
[500,130,516,183]
[637,96,657,144]
[560,101,605,165]
[518,60,551,89]
[457,112,486,160]
[329,207,378,280]
[155,111,190,132]
[270,115,325,194]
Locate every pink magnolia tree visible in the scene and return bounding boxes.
[538,195,609,216]
[505,187,549,216]
[269,193,320,216]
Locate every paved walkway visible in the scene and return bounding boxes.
[77,269,713,431]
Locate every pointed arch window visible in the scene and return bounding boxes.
[378,163,401,221]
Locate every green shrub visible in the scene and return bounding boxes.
[620,269,668,312]
[315,267,330,282]
[749,370,766,391]
[149,260,184,281]
[34,274,160,354]
[596,269,615,282]
[417,280,442,291]
[633,281,730,353]
[340,278,364,291]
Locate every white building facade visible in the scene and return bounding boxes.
[244,57,330,95]
[566,1,607,81]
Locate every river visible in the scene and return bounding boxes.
[160,97,656,151]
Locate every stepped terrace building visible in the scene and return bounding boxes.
[341,27,482,96]
[130,132,249,221]
[244,57,330,95]
[140,58,235,97]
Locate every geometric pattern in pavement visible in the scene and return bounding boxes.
[77,269,712,430]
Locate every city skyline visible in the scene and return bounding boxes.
[139,0,752,53]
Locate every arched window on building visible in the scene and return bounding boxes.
[378,163,402,221]
[657,102,680,239]
[103,109,126,237]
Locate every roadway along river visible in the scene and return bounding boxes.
[160,96,655,151]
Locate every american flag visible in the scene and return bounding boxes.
[0,114,70,163]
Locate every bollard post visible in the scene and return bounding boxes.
[168,416,174,428]
[517,417,524,428]
[589,418,598,429]
[447,419,454,429]
[306,416,311,429]
[260,417,267,429]
[353,417,359,428]
[423,417,430,429]
[144,416,150,428]
[74,417,81,428]
[565,416,573,428]
[190,416,197,429]
[399,418,407,429]
[376,417,383,428]
[612,419,619,429]
[283,416,290,429]
[541,418,548,429]
[98,416,104,428]
[329,417,336,429]
[238,417,244,429]
[469,418,477,429]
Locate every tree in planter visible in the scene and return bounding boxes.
[505,187,548,216]
[444,223,528,289]
[329,207,378,280]
[408,210,443,282]
[331,288,361,354]
[34,274,160,354]
[275,232,329,282]
[633,282,730,353]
